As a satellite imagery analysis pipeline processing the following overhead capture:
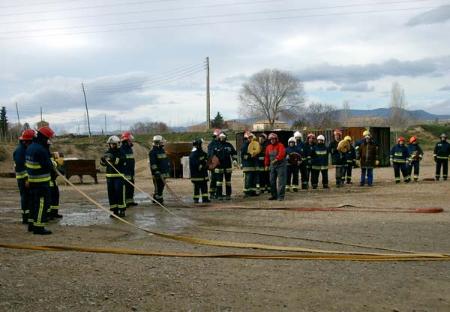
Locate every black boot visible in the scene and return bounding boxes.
[33,227,52,235]
[52,210,63,219]
[28,223,34,232]
[22,214,29,224]
[118,209,126,217]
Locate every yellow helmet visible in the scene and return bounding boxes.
[362,130,371,137]
[344,135,352,142]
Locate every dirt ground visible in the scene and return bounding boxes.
[1,155,449,312]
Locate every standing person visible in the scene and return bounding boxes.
[48,147,63,220]
[149,135,170,204]
[390,137,411,183]
[100,136,127,217]
[407,136,423,182]
[294,131,307,190]
[311,135,329,189]
[25,126,56,235]
[286,137,301,192]
[264,133,287,201]
[357,132,379,186]
[120,131,137,207]
[329,129,345,187]
[213,132,237,200]
[340,136,356,184]
[189,138,210,203]
[13,129,35,225]
[257,133,270,194]
[434,133,450,181]
[207,129,221,199]
[241,132,260,197]
[302,133,316,189]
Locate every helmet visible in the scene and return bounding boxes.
[218,132,227,139]
[344,135,352,142]
[409,136,417,144]
[107,135,120,144]
[268,133,278,140]
[259,133,268,139]
[307,133,315,139]
[243,131,254,139]
[288,137,296,144]
[121,131,134,141]
[153,135,163,142]
[19,129,36,141]
[333,129,342,136]
[397,136,405,143]
[317,135,325,141]
[193,138,203,147]
[213,128,221,137]
[37,126,55,139]
[293,131,302,139]
[440,133,448,138]
[363,130,371,137]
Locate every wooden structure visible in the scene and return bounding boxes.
[164,142,192,178]
[64,159,98,184]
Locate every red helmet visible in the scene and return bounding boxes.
[38,126,55,139]
[307,133,316,139]
[397,136,405,143]
[333,129,342,136]
[409,136,417,144]
[19,129,36,141]
[268,133,278,140]
[213,128,221,136]
[121,131,134,141]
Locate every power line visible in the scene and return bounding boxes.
[0,5,441,40]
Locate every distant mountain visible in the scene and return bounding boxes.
[339,108,450,121]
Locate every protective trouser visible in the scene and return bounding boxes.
[125,176,135,205]
[215,168,232,198]
[29,183,51,228]
[244,171,257,195]
[286,165,299,191]
[193,181,209,202]
[152,176,165,203]
[49,180,60,217]
[435,159,448,180]
[258,169,270,193]
[335,165,345,186]
[344,164,353,183]
[393,163,410,183]
[311,169,328,188]
[360,167,373,186]
[107,177,126,213]
[209,170,217,198]
[17,179,31,224]
[269,163,286,199]
[409,161,420,181]
[299,163,309,189]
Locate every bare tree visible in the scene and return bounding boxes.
[341,100,351,126]
[301,102,338,129]
[131,121,169,134]
[239,69,304,127]
[389,82,408,130]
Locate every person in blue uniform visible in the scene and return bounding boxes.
[120,131,137,207]
[407,136,423,182]
[390,137,410,183]
[213,132,237,200]
[434,133,450,181]
[311,135,329,189]
[149,135,170,204]
[189,138,210,203]
[285,137,301,192]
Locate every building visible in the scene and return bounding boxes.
[252,120,289,131]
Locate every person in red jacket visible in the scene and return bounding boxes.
[264,133,287,201]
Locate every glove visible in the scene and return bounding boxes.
[434,156,437,162]
[51,160,58,168]
[25,180,30,188]
[265,166,269,171]
[355,160,360,167]
[375,160,380,166]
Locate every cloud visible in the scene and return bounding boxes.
[439,85,450,91]
[340,82,374,92]
[421,99,450,115]
[297,56,450,83]
[406,5,450,26]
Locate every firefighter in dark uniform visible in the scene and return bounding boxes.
[341,136,356,184]
[189,138,210,203]
[286,137,301,192]
[311,135,329,189]
[257,133,269,193]
[294,131,307,190]
[213,132,237,200]
[434,133,450,181]
[207,129,221,199]
[120,131,137,207]
[303,133,316,189]
[407,136,423,182]
[25,126,55,235]
[13,129,35,225]
[241,132,259,196]
[390,136,411,183]
[100,135,127,217]
[47,146,63,220]
[149,135,170,204]
[329,129,345,187]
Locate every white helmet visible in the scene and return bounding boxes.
[294,131,302,139]
[218,132,227,139]
[288,137,296,144]
[107,135,120,144]
[317,135,325,141]
[153,135,163,142]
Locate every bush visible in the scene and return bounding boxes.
[0,146,7,161]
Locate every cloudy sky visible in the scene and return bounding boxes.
[1,0,450,133]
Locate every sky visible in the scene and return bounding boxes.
[0,0,450,133]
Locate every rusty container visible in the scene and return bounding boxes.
[164,142,193,178]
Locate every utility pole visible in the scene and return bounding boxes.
[15,102,21,126]
[206,56,211,130]
[104,114,107,134]
[40,106,43,122]
[81,82,92,137]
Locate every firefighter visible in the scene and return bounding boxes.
[241,132,260,197]
[264,133,287,200]
[47,143,63,220]
[357,132,379,186]
[329,129,345,187]
[434,133,450,181]
[207,129,221,198]
[257,133,270,194]
[189,138,210,203]
[286,137,301,192]
[302,133,316,189]
[25,126,55,234]
[390,137,411,183]
[407,136,423,182]
[149,135,170,204]
[213,132,237,200]
[13,129,35,225]
[340,136,356,184]
[311,135,329,189]
[120,131,137,207]
[100,136,127,217]
[294,131,307,190]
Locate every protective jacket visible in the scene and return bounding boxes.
[343,145,356,166]
[390,144,410,163]
[302,143,315,167]
[329,140,344,166]
[311,143,329,170]
[434,141,450,160]
[264,142,286,167]
[241,140,256,171]
[285,145,302,166]
[120,142,135,178]
[213,141,237,169]
[408,143,423,162]
[13,142,28,180]
[189,147,209,181]
[100,147,126,178]
[358,140,379,168]
[25,140,53,184]
[149,146,170,177]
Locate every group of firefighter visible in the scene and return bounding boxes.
[13,126,450,234]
